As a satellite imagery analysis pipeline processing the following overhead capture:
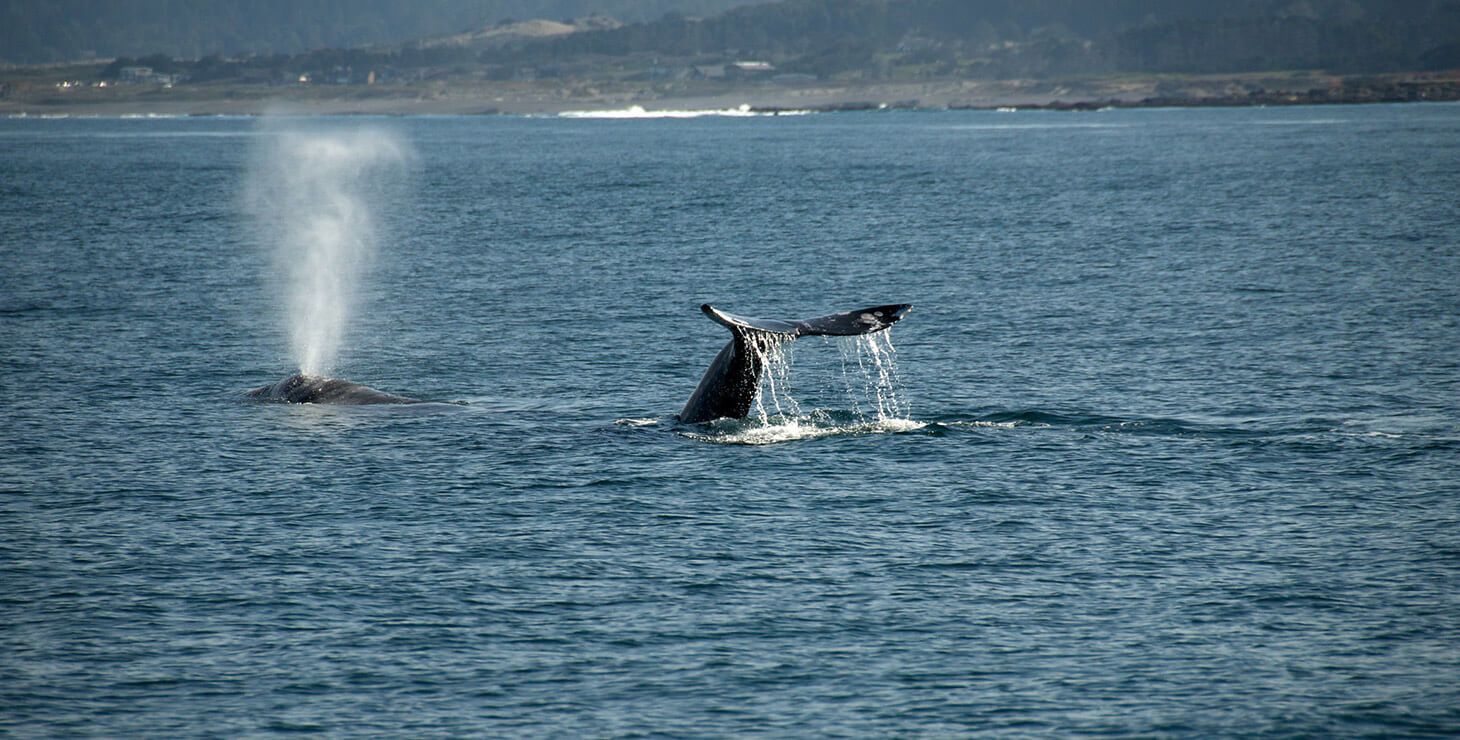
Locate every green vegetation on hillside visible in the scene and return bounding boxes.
[488,0,1460,78]
[0,0,764,64]
[6,0,1457,91]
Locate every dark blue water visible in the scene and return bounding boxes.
[2,105,1458,737]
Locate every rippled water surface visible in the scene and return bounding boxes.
[3,105,1459,737]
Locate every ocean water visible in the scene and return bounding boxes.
[2,104,1458,737]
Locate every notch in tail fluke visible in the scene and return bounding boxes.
[700,303,910,338]
[678,303,912,423]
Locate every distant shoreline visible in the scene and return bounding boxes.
[4,72,1457,117]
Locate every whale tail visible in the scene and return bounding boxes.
[678,303,911,423]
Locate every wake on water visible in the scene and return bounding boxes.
[643,329,1416,447]
[679,412,928,446]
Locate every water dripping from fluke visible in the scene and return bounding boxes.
[675,302,921,444]
[837,331,911,423]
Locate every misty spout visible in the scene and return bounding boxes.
[244,126,409,377]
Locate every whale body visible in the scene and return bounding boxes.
[678,303,911,424]
[247,373,424,405]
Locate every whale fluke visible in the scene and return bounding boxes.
[247,374,425,405]
[678,303,911,424]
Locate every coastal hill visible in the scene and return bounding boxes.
[485,0,1460,77]
[0,0,761,64]
[2,0,1458,115]
[396,16,624,53]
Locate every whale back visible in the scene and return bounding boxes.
[247,374,424,405]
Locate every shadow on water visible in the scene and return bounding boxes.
[925,408,1460,452]
[957,409,1276,438]
[631,408,1243,447]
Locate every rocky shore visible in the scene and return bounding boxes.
[1018,78,1460,111]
